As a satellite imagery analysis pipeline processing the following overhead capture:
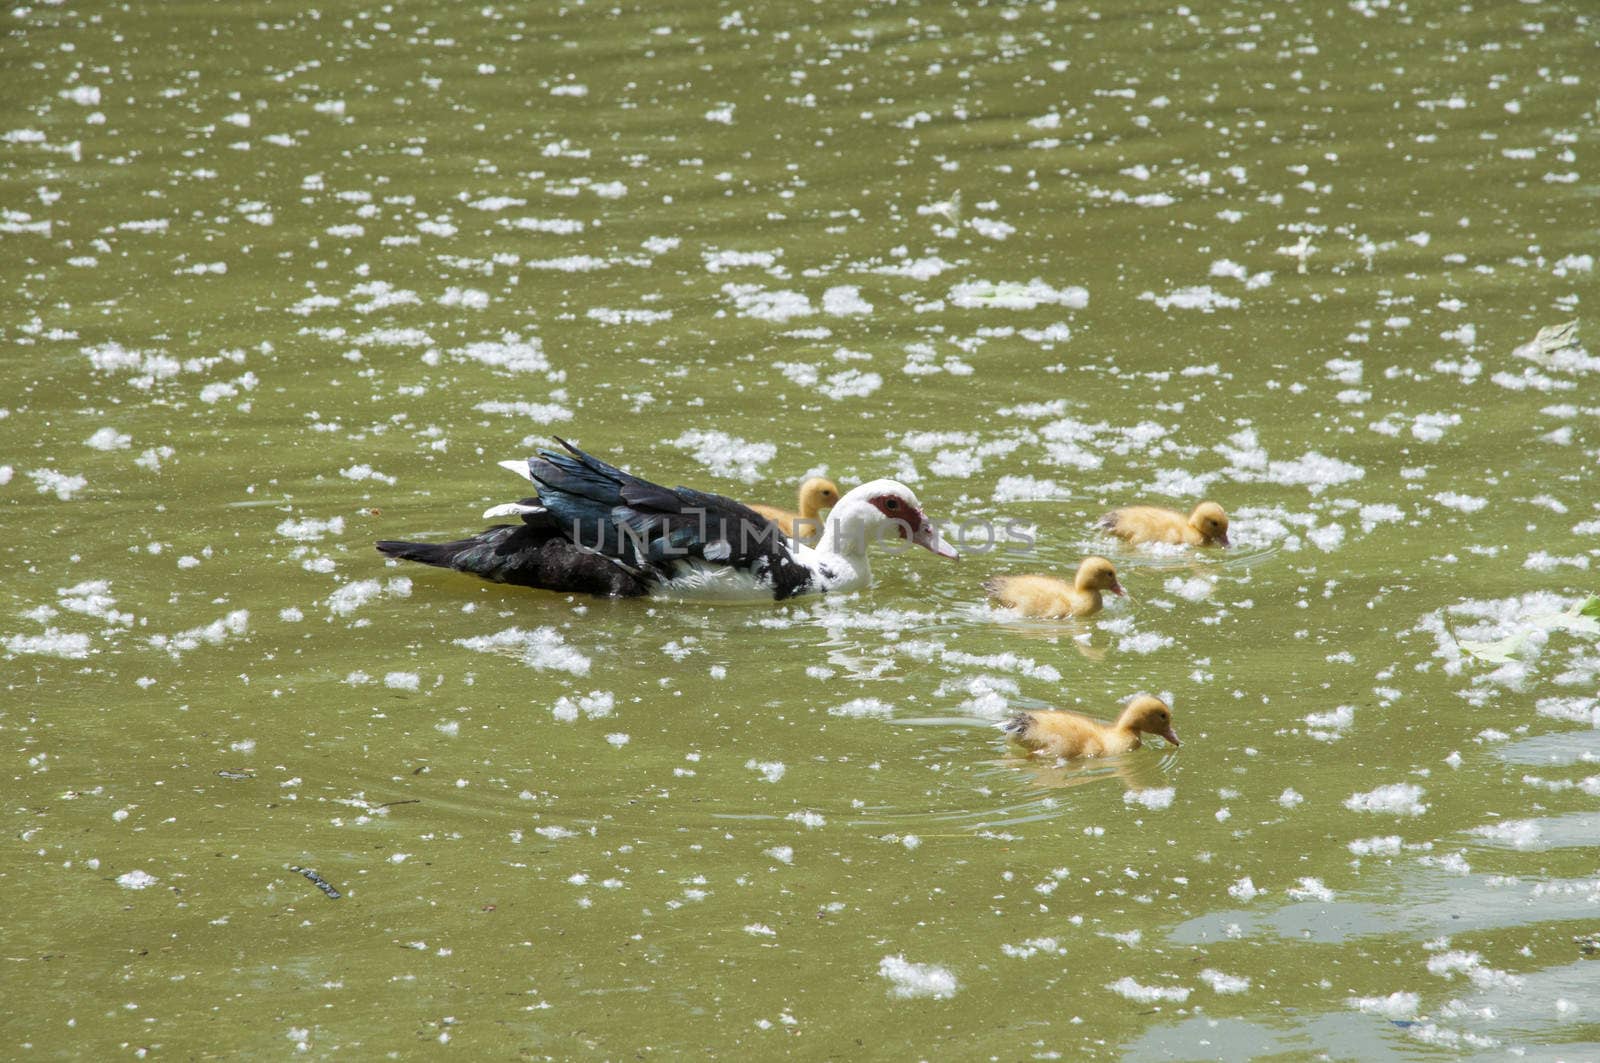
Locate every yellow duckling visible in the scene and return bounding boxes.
[1101,501,1229,547]
[985,556,1124,618]
[1003,695,1180,759]
[749,476,841,542]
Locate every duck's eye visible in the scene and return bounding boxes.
[885,498,900,511]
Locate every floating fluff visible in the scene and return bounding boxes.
[1106,977,1190,1003]
[878,955,960,1000]
[1344,783,1428,817]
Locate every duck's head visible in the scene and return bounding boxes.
[823,479,959,559]
[1076,556,1124,596]
[799,476,841,514]
[1119,695,1179,747]
[1189,501,1230,547]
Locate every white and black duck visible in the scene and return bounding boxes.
[376,438,958,601]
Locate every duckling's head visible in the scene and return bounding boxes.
[1189,501,1230,546]
[1076,556,1125,596]
[800,477,842,513]
[1119,695,1180,747]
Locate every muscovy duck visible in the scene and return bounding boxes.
[985,556,1125,619]
[1003,695,1180,759]
[375,438,957,601]
[1101,501,1229,547]
[748,476,840,545]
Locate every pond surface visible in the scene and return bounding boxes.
[4,0,1599,1057]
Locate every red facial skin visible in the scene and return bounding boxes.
[867,494,924,538]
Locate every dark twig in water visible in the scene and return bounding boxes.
[289,865,342,900]
[374,799,420,809]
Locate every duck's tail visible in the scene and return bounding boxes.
[376,525,536,583]
[376,521,649,597]
[1001,712,1035,740]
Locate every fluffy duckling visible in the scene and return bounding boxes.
[1101,501,1229,547]
[749,476,841,542]
[1003,695,1180,760]
[985,556,1124,619]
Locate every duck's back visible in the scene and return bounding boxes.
[1102,505,1193,545]
[1005,710,1135,758]
[986,574,1090,618]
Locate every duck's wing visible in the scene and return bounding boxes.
[528,439,812,587]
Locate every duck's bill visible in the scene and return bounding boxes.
[1161,727,1181,747]
[1216,533,1231,547]
[1110,579,1127,597]
[914,523,959,559]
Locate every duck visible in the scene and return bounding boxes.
[984,556,1124,618]
[1002,695,1180,759]
[748,476,841,544]
[375,438,957,602]
[1101,501,1229,547]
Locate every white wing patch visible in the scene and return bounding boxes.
[483,501,543,520]
[703,541,733,562]
[498,458,534,481]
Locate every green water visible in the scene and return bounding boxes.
[5,0,1600,1057]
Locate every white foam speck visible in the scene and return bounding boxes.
[1163,576,1214,602]
[475,398,573,424]
[1118,632,1174,654]
[339,464,396,486]
[671,430,775,483]
[720,283,813,322]
[438,287,489,310]
[455,626,592,677]
[552,690,614,722]
[453,332,549,374]
[1199,969,1251,994]
[879,955,960,999]
[827,697,894,719]
[1228,876,1262,902]
[1344,783,1428,817]
[1350,991,1419,1020]
[1124,787,1175,810]
[746,759,786,782]
[1348,835,1404,855]
[384,672,420,691]
[29,469,88,500]
[277,515,346,541]
[86,427,131,451]
[949,279,1088,310]
[1287,877,1335,902]
[1470,819,1541,850]
[765,846,794,864]
[1106,976,1190,1003]
[117,870,158,890]
[1140,285,1241,312]
[1433,491,1488,513]
[5,629,92,659]
[823,286,873,316]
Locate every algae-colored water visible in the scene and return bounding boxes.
[5,1,1599,1057]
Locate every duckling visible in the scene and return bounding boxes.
[749,476,841,543]
[1003,695,1180,760]
[1101,501,1229,547]
[985,556,1124,619]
